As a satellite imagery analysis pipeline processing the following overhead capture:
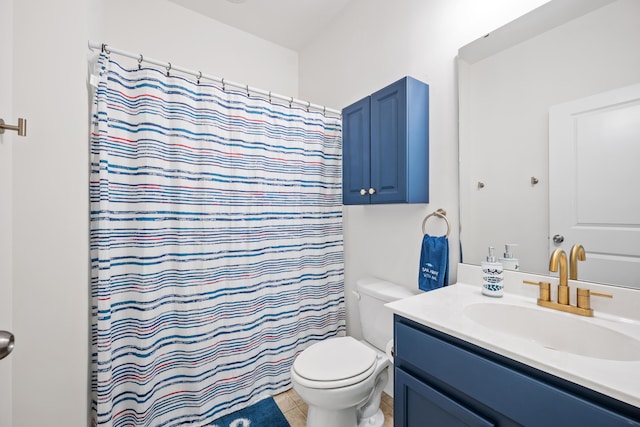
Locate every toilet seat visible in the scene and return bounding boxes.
[292,337,378,389]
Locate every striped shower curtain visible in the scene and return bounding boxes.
[89,53,345,427]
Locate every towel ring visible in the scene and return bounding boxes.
[422,209,450,237]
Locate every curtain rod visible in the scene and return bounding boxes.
[88,40,341,117]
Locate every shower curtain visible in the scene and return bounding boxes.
[90,53,345,427]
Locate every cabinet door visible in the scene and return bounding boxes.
[370,79,408,204]
[342,96,371,205]
[395,368,495,427]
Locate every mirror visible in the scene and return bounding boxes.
[458,0,640,288]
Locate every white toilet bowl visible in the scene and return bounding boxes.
[290,336,390,427]
[290,277,416,427]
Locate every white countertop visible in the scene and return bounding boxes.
[385,265,640,408]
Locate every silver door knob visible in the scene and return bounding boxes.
[552,234,565,244]
[368,188,375,195]
[0,330,14,360]
[360,189,366,196]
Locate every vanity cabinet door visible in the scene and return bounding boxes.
[395,368,495,427]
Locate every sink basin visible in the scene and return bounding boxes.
[464,303,640,361]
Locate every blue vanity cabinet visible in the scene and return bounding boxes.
[394,316,640,427]
[342,77,429,205]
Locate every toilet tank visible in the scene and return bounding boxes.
[356,277,418,351]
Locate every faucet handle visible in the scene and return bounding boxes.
[576,288,613,310]
[523,280,551,302]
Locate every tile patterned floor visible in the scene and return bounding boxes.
[274,389,394,427]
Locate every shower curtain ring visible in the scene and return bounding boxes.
[307,101,311,112]
[138,54,143,69]
[268,91,272,104]
[197,71,202,84]
[289,97,293,108]
[166,62,172,76]
[221,78,226,91]
[246,85,250,97]
[101,44,110,54]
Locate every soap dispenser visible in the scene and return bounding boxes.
[499,243,519,271]
[481,246,504,297]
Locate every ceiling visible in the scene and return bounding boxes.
[168,0,353,51]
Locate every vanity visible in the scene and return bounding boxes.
[387,265,640,426]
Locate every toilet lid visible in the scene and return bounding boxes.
[293,337,377,386]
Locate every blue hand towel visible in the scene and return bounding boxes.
[419,234,449,292]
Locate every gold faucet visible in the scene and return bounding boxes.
[549,248,569,305]
[523,247,612,317]
[569,244,586,280]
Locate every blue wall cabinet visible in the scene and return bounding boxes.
[394,316,640,427]
[342,77,429,205]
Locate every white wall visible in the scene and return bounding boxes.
[298,0,550,337]
[10,1,297,426]
[89,0,299,97]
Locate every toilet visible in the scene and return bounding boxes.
[290,277,417,427]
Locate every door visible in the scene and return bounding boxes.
[394,369,495,427]
[370,78,407,204]
[549,83,640,287]
[0,0,14,424]
[342,96,371,204]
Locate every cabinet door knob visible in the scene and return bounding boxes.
[368,188,376,195]
[360,189,367,196]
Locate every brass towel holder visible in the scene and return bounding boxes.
[422,209,451,237]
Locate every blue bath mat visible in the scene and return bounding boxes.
[209,397,290,427]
